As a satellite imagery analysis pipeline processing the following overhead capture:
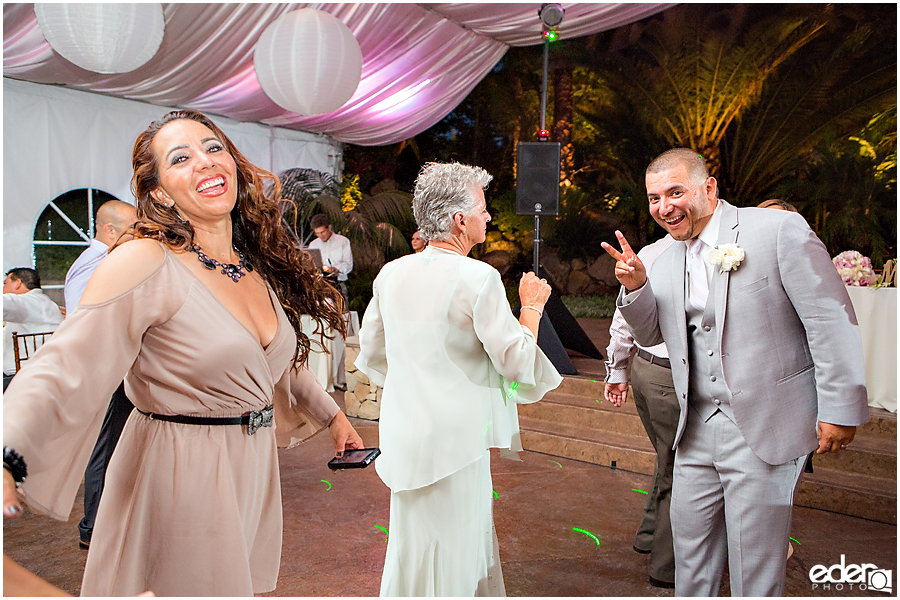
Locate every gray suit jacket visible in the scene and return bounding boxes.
[619,201,869,465]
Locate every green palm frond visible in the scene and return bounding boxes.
[609,5,829,173]
[279,168,340,204]
[373,222,411,258]
[722,15,896,203]
[356,191,415,230]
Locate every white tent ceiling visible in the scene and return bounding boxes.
[3,3,672,146]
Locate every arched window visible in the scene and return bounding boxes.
[32,188,122,306]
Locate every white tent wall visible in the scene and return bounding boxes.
[3,78,342,272]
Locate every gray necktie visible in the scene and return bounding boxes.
[688,239,709,311]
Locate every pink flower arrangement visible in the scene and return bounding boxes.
[832,250,878,286]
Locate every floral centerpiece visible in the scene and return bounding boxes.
[833,250,878,286]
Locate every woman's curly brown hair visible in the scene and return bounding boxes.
[128,109,345,368]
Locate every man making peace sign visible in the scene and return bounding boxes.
[601,148,868,596]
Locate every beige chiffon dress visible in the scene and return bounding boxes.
[2,245,340,596]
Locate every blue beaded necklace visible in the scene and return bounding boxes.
[189,244,252,282]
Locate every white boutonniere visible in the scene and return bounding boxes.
[708,244,745,273]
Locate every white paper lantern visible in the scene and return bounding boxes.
[34,3,164,74]
[254,8,363,116]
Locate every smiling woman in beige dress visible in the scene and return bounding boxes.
[2,110,364,596]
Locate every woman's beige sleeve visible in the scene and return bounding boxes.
[273,364,340,449]
[2,257,183,520]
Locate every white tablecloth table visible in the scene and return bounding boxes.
[301,315,334,392]
[300,312,359,393]
[846,287,897,413]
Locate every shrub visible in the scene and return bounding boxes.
[561,295,617,319]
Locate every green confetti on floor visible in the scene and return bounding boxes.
[573,527,601,545]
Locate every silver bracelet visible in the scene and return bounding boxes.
[521,305,543,317]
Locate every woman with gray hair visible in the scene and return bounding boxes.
[356,162,562,596]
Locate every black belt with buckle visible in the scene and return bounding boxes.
[137,404,274,435]
[636,348,671,370]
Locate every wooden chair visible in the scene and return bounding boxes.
[12,331,54,372]
[880,259,896,287]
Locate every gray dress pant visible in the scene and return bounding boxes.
[671,409,807,596]
[630,353,679,583]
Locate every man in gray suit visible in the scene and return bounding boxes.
[601,148,869,596]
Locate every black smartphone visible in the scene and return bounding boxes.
[327,447,381,470]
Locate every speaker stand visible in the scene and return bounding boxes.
[513,287,605,377]
[513,300,577,375]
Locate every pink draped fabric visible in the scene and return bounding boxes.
[3,3,672,145]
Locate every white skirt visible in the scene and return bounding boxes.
[380,449,505,597]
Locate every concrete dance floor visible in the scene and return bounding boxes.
[3,408,896,597]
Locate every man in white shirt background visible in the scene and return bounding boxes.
[64,200,137,314]
[309,213,353,391]
[62,199,137,550]
[3,268,64,390]
[309,213,353,303]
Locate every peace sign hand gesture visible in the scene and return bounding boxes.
[601,230,647,293]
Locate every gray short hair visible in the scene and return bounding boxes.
[413,162,492,242]
[646,148,709,186]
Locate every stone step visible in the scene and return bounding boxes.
[554,380,897,441]
[545,386,641,415]
[518,416,655,475]
[796,466,896,525]
[520,416,897,525]
[522,395,897,475]
[809,434,897,480]
[856,407,897,441]
[520,380,897,526]
[555,375,608,398]
[518,392,646,438]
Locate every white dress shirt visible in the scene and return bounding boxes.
[309,233,353,282]
[3,289,64,374]
[605,235,676,384]
[694,200,724,283]
[64,239,110,312]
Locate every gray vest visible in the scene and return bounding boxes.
[685,274,735,423]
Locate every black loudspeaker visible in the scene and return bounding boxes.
[516,142,560,216]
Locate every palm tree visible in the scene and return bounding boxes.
[571,4,895,250]
[277,168,340,243]
[602,4,830,176]
[775,108,897,265]
[720,6,897,204]
[278,169,415,272]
